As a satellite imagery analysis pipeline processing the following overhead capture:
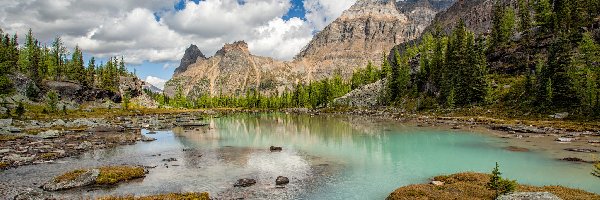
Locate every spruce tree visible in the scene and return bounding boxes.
[518,0,532,32]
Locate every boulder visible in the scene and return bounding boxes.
[42,169,100,191]
[431,181,444,186]
[162,158,177,162]
[140,135,157,142]
[275,176,290,186]
[269,146,283,152]
[234,178,257,187]
[496,192,561,200]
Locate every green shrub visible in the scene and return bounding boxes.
[15,101,25,118]
[46,91,59,112]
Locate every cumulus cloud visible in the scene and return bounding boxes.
[304,0,356,31]
[145,76,167,90]
[0,0,360,70]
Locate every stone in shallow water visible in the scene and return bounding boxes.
[42,169,100,191]
[496,192,561,200]
[234,178,256,187]
[269,146,282,152]
[275,176,289,186]
[564,148,597,153]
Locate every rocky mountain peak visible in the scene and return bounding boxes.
[175,44,206,75]
[340,0,403,21]
[216,41,249,56]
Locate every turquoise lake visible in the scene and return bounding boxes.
[2,113,598,199]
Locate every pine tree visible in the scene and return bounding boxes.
[534,0,554,33]
[543,33,578,109]
[518,0,532,32]
[86,57,96,88]
[69,45,85,84]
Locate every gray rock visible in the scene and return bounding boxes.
[37,130,60,139]
[234,178,257,187]
[5,154,35,163]
[549,112,569,119]
[140,135,156,142]
[51,119,66,127]
[76,141,93,150]
[564,148,597,153]
[0,118,12,127]
[275,176,289,185]
[497,192,561,200]
[86,125,124,132]
[42,169,100,191]
[66,119,96,128]
[556,138,575,142]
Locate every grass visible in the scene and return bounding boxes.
[97,192,210,200]
[53,169,87,183]
[40,152,58,159]
[0,134,23,141]
[0,162,8,169]
[96,166,146,185]
[386,172,600,200]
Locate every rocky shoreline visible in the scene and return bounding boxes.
[0,112,212,170]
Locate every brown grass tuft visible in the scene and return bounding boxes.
[53,169,87,183]
[96,166,146,185]
[387,172,600,200]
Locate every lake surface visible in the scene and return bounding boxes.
[3,113,599,199]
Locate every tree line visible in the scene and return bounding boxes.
[0,28,131,98]
[148,74,352,109]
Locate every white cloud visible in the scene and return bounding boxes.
[145,76,167,90]
[0,0,360,74]
[304,0,356,31]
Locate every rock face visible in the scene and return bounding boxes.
[165,0,456,97]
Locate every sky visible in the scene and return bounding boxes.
[0,0,357,89]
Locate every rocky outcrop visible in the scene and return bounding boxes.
[333,79,386,107]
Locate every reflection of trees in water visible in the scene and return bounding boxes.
[201,114,396,164]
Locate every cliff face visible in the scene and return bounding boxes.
[165,0,456,97]
[294,0,454,80]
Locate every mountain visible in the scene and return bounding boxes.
[142,82,162,94]
[165,0,456,97]
[165,41,298,97]
[294,0,455,80]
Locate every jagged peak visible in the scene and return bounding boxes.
[174,44,206,75]
[340,0,403,20]
[216,41,249,56]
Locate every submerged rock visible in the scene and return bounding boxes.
[496,192,561,200]
[14,188,54,200]
[140,135,156,142]
[275,176,289,186]
[564,148,597,153]
[162,158,177,162]
[270,146,283,152]
[234,178,256,187]
[42,169,100,191]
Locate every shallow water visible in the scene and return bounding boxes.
[2,113,599,199]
